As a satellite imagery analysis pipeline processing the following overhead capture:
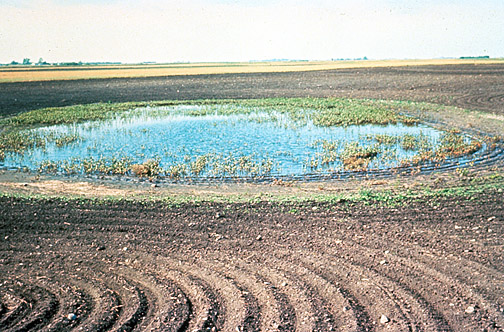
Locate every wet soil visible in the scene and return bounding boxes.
[1,63,504,331]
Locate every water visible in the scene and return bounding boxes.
[1,106,461,179]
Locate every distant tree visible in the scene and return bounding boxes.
[10,61,19,65]
[22,58,31,65]
[37,58,48,65]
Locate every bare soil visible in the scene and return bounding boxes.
[1,64,504,117]
[1,64,504,331]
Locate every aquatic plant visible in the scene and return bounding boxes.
[167,164,188,179]
[190,155,209,176]
[131,158,162,178]
[339,142,380,171]
[436,130,482,158]
[369,134,398,145]
[0,98,489,180]
[38,160,59,173]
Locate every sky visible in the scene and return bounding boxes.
[1,0,503,64]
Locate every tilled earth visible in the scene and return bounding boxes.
[1,64,504,117]
[1,192,503,331]
[1,64,504,331]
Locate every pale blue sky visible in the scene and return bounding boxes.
[1,0,503,63]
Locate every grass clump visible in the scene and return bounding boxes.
[340,142,380,170]
[131,159,163,178]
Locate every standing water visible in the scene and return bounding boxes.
[0,105,481,180]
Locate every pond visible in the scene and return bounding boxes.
[0,105,483,181]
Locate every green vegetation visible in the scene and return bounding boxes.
[35,152,276,180]
[1,171,502,208]
[0,97,496,179]
[0,98,416,129]
[0,130,83,161]
[307,130,487,173]
[339,142,380,170]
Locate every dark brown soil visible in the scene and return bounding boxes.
[1,64,504,117]
[1,191,503,331]
[1,64,504,331]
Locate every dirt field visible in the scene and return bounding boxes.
[1,63,503,331]
[1,63,504,117]
[2,59,502,84]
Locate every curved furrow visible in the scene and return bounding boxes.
[114,285,149,332]
[143,276,191,332]
[453,92,504,111]
[318,236,503,331]
[249,251,361,332]
[84,268,151,332]
[355,226,504,317]
[71,279,122,332]
[341,234,504,330]
[4,282,59,332]
[114,265,192,332]
[198,251,321,332]
[192,253,294,331]
[145,256,236,331]
[293,248,451,332]
[180,255,263,332]
[154,255,268,332]
[272,254,375,332]
[0,300,5,319]
[151,268,215,331]
[0,290,30,330]
[232,280,261,332]
[34,278,93,332]
[207,250,355,331]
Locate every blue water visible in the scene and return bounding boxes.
[1,106,447,178]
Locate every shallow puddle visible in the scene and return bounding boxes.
[1,105,480,180]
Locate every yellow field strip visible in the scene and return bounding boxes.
[1,58,503,83]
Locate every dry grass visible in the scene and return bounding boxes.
[1,58,503,83]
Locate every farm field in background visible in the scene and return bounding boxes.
[1,58,503,83]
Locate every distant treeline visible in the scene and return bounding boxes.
[0,60,123,67]
[459,56,490,59]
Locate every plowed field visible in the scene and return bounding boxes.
[1,63,503,331]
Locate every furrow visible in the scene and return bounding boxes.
[0,290,30,330]
[256,251,360,332]
[161,256,250,332]
[150,258,225,332]
[208,250,344,332]
[188,254,280,331]
[8,284,59,332]
[115,265,192,332]
[206,252,316,332]
[368,228,504,311]
[196,254,288,331]
[296,248,440,332]
[114,285,149,332]
[89,270,152,332]
[329,236,504,331]
[0,300,5,319]
[72,279,122,332]
[38,278,93,332]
